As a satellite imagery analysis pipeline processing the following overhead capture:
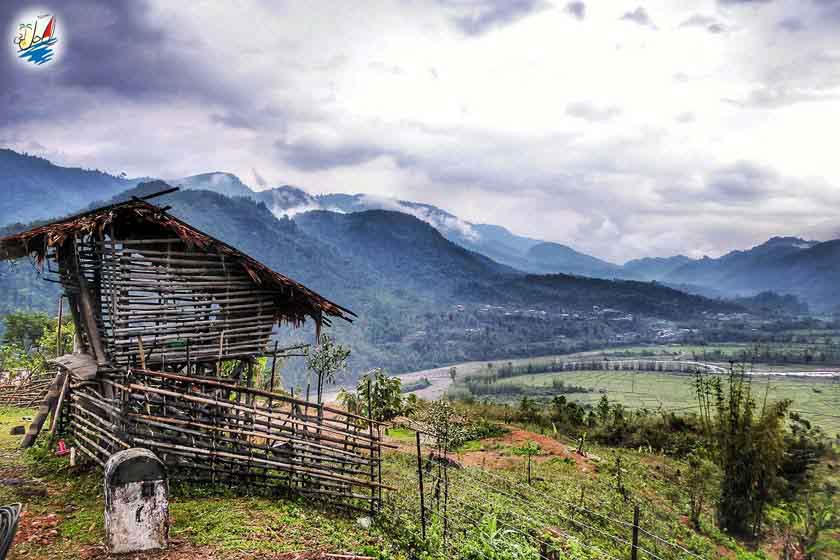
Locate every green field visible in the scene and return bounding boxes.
[454,369,840,436]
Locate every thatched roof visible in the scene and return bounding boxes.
[0,195,354,324]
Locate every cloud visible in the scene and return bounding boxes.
[0,1,242,128]
[777,17,804,32]
[718,0,772,4]
[564,2,586,21]
[252,168,268,189]
[725,85,840,109]
[274,138,402,171]
[703,162,780,204]
[620,6,657,29]
[445,0,548,36]
[565,102,621,122]
[357,194,481,240]
[675,111,695,123]
[211,112,256,130]
[2,0,840,263]
[679,14,728,33]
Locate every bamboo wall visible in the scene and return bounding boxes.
[74,236,278,367]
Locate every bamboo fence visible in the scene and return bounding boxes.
[0,373,54,408]
[61,368,387,512]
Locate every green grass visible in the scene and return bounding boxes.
[452,369,840,436]
[387,426,417,442]
[457,439,483,452]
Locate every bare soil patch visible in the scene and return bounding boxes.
[455,428,593,473]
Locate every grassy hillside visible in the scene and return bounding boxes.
[3,404,836,559]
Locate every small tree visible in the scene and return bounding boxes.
[305,334,350,405]
[338,368,404,423]
[696,364,792,535]
[685,448,718,529]
[517,396,540,423]
[612,454,630,502]
[596,394,610,424]
[513,440,541,485]
[35,315,75,360]
[418,400,471,454]
[3,310,52,351]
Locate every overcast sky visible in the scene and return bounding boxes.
[2,0,839,263]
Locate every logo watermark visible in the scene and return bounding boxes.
[13,12,58,66]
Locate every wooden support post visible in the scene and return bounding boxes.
[56,297,64,356]
[77,271,107,366]
[631,504,640,560]
[527,453,532,485]
[49,372,71,435]
[415,430,426,541]
[269,340,279,393]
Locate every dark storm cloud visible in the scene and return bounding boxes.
[0,1,236,126]
[705,162,778,203]
[444,0,548,36]
[211,112,257,130]
[651,162,786,207]
[564,2,586,21]
[777,17,805,32]
[813,0,840,22]
[679,14,727,33]
[274,139,403,171]
[619,7,657,29]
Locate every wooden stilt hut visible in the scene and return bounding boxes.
[0,188,386,511]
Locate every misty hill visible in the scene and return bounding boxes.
[623,255,693,280]
[266,185,629,278]
[0,149,131,227]
[527,242,627,278]
[652,237,839,310]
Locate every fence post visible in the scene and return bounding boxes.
[631,504,640,560]
[416,431,426,541]
[269,340,279,392]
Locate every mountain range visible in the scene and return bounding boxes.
[168,166,839,311]
[2,149,837,313]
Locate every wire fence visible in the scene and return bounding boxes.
[389,430,716,560]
